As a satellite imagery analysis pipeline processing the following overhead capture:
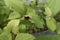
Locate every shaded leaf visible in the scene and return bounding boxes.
[35,35,60,40]
[27,7,44,28]
[19,24,26,33]
[19,19,33,33]
[0,28,3,34]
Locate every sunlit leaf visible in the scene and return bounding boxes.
[12,25,19,34]
[46,0,60,16]
[4,0,26,16]
[46,17,56,31]
[4,19,20,33]
[0,31,12,40]
[45,7,52,17]
[8,11,21,20]
[15,33,35,40]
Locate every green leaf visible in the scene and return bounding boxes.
[20,20,32,28]
[19,19,33,33]
[0,0,5,7]
[46,17,56,31]
[12,25,19,34]
[15,33,35,40]
[0,28,3,34]
[8,11,21,20]
[27,7,44,28]
[45,7,52,17]
[4,0,26,16]
[46,0,60,16]
[0,31,12,40]
[0,6,10,22]
[4,19,20,33]
[19,24,26,33]
[35,35,60,40]
[56,22,60,34]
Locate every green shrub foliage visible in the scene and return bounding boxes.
[0,0,60,40]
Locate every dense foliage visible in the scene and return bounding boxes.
[0,0,60,40]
